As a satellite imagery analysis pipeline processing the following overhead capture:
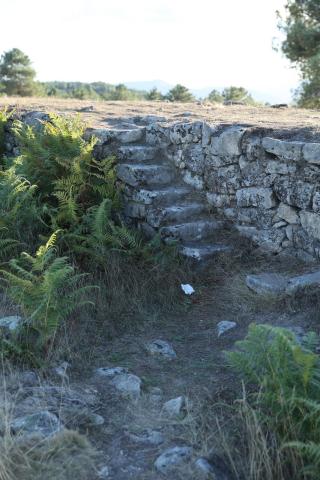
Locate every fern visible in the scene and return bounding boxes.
[284,441,320,478]
[227,324,320,478]
[0,232,96,352]
[0,107,14,159]
[0,168,40,243]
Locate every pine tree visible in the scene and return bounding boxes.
[0,48,36,96]
[278,1,320,107]
[166,84,194,102]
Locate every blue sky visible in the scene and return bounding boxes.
[1,0,300,102]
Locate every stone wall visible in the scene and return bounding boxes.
[3,112,320,262]
[142,122,320,261]
[94,121,320,262]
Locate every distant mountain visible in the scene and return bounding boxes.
[124,80,173,95]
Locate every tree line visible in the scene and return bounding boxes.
[0,48,259,104]
[0,1,318,108]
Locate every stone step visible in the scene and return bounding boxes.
[160,219,223,243]
[246,270,320,295]
[117,164,175,188]
[180,243,232,261]
[129,186,193,205]
[147,203,207,228]
[118,145,158,162]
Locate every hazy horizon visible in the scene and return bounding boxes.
[1,0,300,103]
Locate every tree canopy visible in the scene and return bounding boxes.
[222,86,255,104]
[166,84,194,102]
[278,0,320,107]
[206,86,256,105]
[0,48,36,96]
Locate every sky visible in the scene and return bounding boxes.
[1,0,301,102]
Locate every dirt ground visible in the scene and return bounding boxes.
[1,241,320,479]
[1,97,320,478]
[66,247,320,479]
[1,97,320,140]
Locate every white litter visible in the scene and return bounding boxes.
[181,284,195,295]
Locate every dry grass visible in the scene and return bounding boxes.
[54,250,193,366]
[0,370,97,480]
[182,390,305,480]
[0,429,96,480]
[0,97,320,140]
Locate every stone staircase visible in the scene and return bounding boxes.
[116,140,232,261]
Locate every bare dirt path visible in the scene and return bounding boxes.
[65,251,318,479]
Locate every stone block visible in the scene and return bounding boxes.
[210,126,247,156]
[201,122,217,146]
[206,192,234,208]
[236,187,276,209]
[266,160,296,175]
[313,191,320,212]
[276,203,299,224]
[183,170,204,190]
[237,208,275,228]
[286,270,320,294]
[169,122,202,144]
[206,164,241,194]
[274,178,314,209]
[246,273,288,294]
[181,144,205,174]
[262,137,304,161]
[145,124,171,145]
[303,143,320,164]
[300,211,320,240]
[237,226,286,252]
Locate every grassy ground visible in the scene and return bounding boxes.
[1,240,319,479]
[1,101,320,478]
[0,97,320,140]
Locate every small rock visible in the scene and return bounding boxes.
[110,373,141,398]
[195,457,216,475]
[19,371,39,387]
[59,407,104,429]
[11,411,62,437]
[286,270,320,294]
[146,340,177,359]
[96,367,129,377]
[246,273,288,295]
[0,315,22,332]
[149,387,163,403]
[139,115,167,124]
[195,456,231,479]
[217,321,237,337]
[271,103,288,109]
[149,386,163,396]
[53,361,70,379]
[98,466,110,478]
[127,428,164,445]
[78,105,94,112]
[155,446,193,473]
[163,396,185,417]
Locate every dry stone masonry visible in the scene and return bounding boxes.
[87,119,320,262]
[4,112,320,262]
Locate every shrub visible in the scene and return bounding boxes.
[0,167,39,245]
[0,107,13,160]
[226,324,320,479]
[0,111,185,364]
[0,232,95,355]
